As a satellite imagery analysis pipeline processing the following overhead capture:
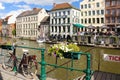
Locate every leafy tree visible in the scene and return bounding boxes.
[12,29,16,36]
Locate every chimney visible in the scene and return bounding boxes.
[33,8,37,10]
[53,3,56,7]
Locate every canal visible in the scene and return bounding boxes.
[1,37,120,80]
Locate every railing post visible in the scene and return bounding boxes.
[85,53,91,80]
[40,49,46,80]
[12,45,17,72]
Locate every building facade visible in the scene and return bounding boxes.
[105,0,120,28]
[80,0,105,28]
[16,8,49,39]
[49,3,80,40]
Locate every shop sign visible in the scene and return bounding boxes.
[103,54,120,62]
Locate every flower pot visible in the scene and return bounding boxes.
[63,52,81,60]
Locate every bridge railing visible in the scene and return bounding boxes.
[0,45,93,80]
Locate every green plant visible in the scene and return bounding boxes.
[48,43,80,59]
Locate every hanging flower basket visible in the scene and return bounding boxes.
[48,43,80,59]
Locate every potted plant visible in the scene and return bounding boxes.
[48,43,81,59]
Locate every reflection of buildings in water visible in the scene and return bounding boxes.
[38,43,45,48]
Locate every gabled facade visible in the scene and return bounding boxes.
[80,0,105,27]
[16,8,49,39]
[49,3,80,40]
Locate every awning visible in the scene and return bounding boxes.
[73,24,85,28]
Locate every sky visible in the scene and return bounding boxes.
[0,0,82,24]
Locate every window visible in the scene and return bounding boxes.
[81,5,83,9]
[93,18,95,23]
[81,12,83,16]
[106,9,110,14]
[111,9,116,15]
[117,16,120,23]
[101,18,104,23]
[111,17,115,23]
[96,2,100,7]
[52,26,53,32]
[88,18,91,23]
[59,26,61,33]
[101,10,104,15]
[111,0,116,6]
[81,19,83,23]
[97,10,100,15]
[67,26,70,32]
[117,0,120,5]
[85,11,87,16]
[63,18,65,23]
[92,10,95,15]
[55,12,57,16]
[59,18,61,24]
[88,4,91,8]
[85,4,87,8]
[67,11,70,15]
[85,18,87,24]
[67,18,70,23]
[63,11,65,15]
[89,11,91,16]
[55,26,57,32]
[59,12,61,16]
[97,18,99,23]
[63,26,65,32]
[105,1,110,7]
[106,17,110,23]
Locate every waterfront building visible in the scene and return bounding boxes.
[38,16,50,41]
[105,0,120,29]
[80,0,105,30]
[49,3,80,40]
[16,8,49,39]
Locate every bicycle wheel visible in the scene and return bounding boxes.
[22,61,37,79]
[2,55,14,71]
[2,55,19,72]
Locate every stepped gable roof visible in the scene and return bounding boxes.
[51,3,80,11]
[41,16,50,23]
[17,8,42,18]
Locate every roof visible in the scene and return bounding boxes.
[17,8,42,18]
[51,3,80,11]
[41,16,50,23]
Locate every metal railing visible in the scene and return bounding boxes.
[0,45,93,80]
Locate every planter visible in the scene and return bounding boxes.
[63,52,82,60]
[0,45,12,50]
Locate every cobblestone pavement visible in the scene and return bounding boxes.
[0,64,57,80]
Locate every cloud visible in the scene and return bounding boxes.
[16,4,31,9]
[7,5,31,24]
[0,0,79,6]
[0,2,5,10]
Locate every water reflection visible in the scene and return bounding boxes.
[1,37,120,80]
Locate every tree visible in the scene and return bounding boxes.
[12,29,16,36]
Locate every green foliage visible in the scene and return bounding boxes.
[12,29,16,36]
[48,43,80,59]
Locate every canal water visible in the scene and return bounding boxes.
[0,37,120,80]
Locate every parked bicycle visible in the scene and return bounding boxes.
[2,42,38,79]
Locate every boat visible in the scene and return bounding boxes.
[36,38,46,43]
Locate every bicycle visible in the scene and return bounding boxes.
[1,42,38,79]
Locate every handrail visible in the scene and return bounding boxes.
[0,45,93,80]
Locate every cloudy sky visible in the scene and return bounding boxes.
[0,0,82,24]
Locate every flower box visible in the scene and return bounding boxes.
[63,52,81,60]
[0,45,12,50]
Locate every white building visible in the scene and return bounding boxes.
[80,0,105,28]
[49,3,80,40]
[16,8,49,39]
